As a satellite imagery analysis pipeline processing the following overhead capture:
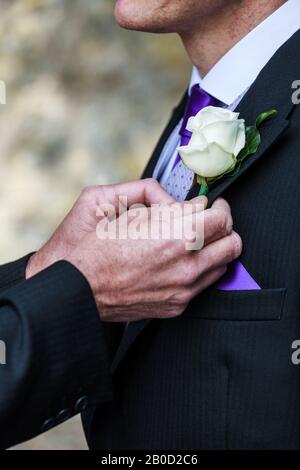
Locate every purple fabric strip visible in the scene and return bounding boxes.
[172,85,219,170]
[215,260,261,291]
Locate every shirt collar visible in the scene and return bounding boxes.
[189,0,300,106]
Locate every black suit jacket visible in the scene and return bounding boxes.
[0,257,112,449]
[82,30,300,450]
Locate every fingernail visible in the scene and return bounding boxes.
[189,196,208,208]
[212,198,231,211]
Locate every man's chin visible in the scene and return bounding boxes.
[114,0,137,30]
[114,0,167,33]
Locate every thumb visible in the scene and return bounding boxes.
[211,197,231,214]
[186,196,208,212]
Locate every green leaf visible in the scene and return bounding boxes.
[236,109,277,164]
[237,125,261,162]
[226,161,242,177]
[255,109,277,128]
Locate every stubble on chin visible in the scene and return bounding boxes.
[114,0,177,33]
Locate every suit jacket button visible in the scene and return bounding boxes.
[41,418,55,433]
[57,409,72,423]
[75,396,89,412]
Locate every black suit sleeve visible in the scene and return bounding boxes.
[0,260,112,449]
[0,254,33,293]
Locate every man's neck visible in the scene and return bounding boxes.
[180,0,287,77]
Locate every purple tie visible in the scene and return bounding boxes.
[172,84,219,169]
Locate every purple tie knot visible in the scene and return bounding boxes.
[180,85,219,138]
[172,85,220,169]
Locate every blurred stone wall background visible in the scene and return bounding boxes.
[0,0,190,450]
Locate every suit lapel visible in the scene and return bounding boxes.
[112,29,300,373]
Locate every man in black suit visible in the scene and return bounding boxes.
[0,177,237,449]
[81,0,300,450]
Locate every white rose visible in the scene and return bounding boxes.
[178,106,246,179]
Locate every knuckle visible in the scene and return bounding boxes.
[163,307,183,319]
[81,185,97,198]
[199,249,213,272]
[176,260,198,286]
[226,215,233,235]
[145,177,159,189]
[184,261,199,285]
[176,288,192,307]
[173,238,187,255]
[231,232,243,257]
[215,209,229,236]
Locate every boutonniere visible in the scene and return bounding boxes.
[177,106,277,196]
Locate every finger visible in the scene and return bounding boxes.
[175,200,233,251]
[151,196,208,226]
[171,208,205,253]
[177,196,208,219]
[211,197,231,213]
[195,231,242,271]
[166,196,207,224]
[202,205,233,246]
[169,196,206,234]
[190,265,228,297]
[187,196,208,210]
[133,197,207,250]
[113,178,176,207]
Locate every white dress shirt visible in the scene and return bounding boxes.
[153,0,300,186]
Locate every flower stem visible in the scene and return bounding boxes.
[197,176,208,196]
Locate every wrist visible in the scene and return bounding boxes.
[65,247,104,316]
[26,251,50,279]
[25,242,66,279]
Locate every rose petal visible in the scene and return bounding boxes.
[187,131,208,151]
[186,106,240,132]
[178,142,236,178]
[201,120,245,155]
[233,121,246,156]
